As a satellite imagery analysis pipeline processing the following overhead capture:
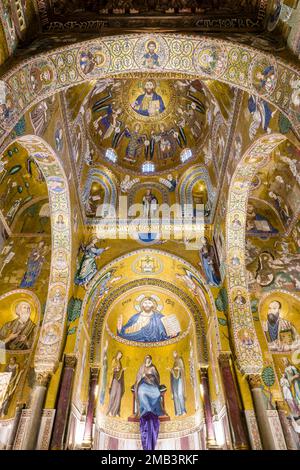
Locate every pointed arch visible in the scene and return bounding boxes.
[2,135,72,373]
[226,133,287,374]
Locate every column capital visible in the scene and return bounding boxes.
[64,354,77,369]
[276,400,288,412]
[35,371,52,387]
[248,374,262,390]
[90,366,100,379]
[218,352,231,367]
[199,363,209,375]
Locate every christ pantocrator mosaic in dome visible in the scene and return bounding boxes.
[86,78,210,174]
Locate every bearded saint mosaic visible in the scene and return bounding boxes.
[87,78,209,173]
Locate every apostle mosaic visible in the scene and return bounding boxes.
[247,95,273,140]
[117,294,180,343]
[263,300,300,352]
[0,301,36,351]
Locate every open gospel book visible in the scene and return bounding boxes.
[161,315,181,338]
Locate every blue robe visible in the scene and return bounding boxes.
[200,244,220,287]
[248,95,272,131]
[138,381,163,417]
[133,92,165,116]
[143,52,159,67]
[75,245,104,286]
[136,365,163,417]
[118,312,169,342]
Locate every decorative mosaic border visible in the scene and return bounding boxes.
[1,33,300,148]
[13,136,72,372]
[226,133,287,374]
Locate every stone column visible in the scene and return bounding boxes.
[199,365,218,449]
[50,355,77,450]
[6,402,25,450]
[276,400,299,450]
[248,374,278,450]
[22,371,52,450]
[218,353,249,450]
[81,366,99,449]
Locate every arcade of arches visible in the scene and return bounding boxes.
[0,0,300,452]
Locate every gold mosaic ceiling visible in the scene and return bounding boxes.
[71,77,223,175]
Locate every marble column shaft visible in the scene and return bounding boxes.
[218,354,249,450]
[6,403,24,450]
[50,355,77,450]
[82,367,99,449]
[276,400,299,450]
[22,372,52,450]
[248,375,277,450]
[199,366,217,448]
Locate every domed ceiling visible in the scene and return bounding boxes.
[84,78,211,174]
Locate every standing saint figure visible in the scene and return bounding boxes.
[0,357,23,417]
[168,351,186,416]
[107,351,125,417]
[282,358,300,411]
[99,341,108,405]
[20,240,48,288]
[199,237,220,287]
[0,301,36,350]
[74,237,109,289]
[142,190,158,219]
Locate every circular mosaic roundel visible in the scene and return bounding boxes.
[250,56,277,96]
[28,60,57,95]
[193,41,227,78]
[133,36,169,70]
[77,43,111,78]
